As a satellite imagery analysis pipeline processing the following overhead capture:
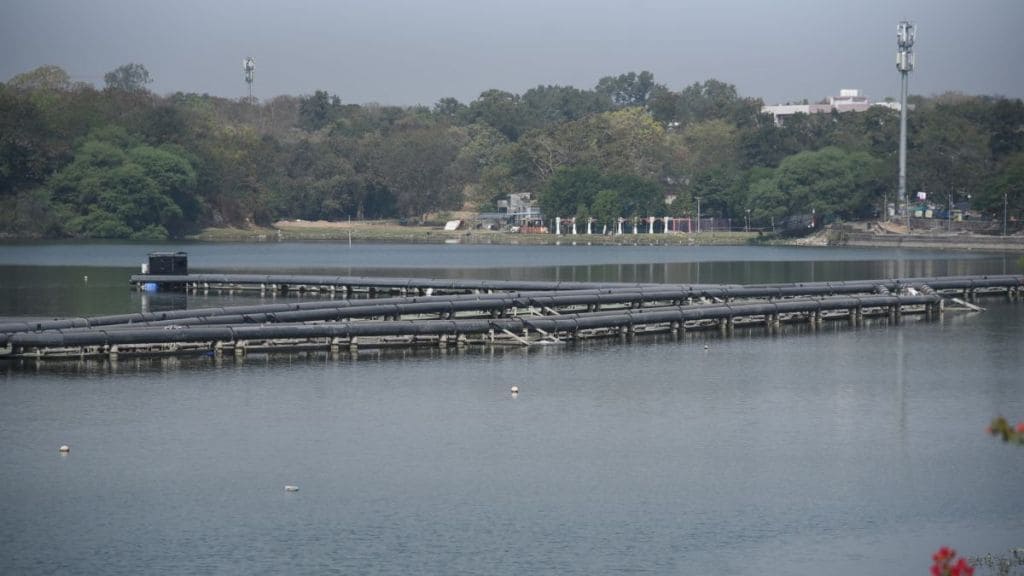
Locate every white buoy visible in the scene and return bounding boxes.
[59,445,70,453]
[703,344,709,350]
[284,485,299,492]
[83,275,88,283]
[510,385,519,395]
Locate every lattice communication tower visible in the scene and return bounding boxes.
[243,57,255,103]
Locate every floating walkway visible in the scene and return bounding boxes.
[128,272,1023,298]
[1,273,1020,361]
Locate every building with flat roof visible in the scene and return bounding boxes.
[762,89,901,126]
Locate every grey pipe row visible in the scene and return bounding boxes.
[4,294,940,350]
[130,272,1024,294]
[6,274,1019,337]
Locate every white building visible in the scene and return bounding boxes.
[762,89,902,126]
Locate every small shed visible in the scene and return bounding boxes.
[147,252,188,275]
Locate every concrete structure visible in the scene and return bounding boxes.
[762,89,902,126]
[481,192,543,230]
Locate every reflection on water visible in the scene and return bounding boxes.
[1,244,1018,318]
[138,291,189,314]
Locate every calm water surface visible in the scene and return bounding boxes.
[1,242,1022,575]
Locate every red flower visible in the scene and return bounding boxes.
[951,557,974,576]
[931,547,974,576]
[933,546,953,562]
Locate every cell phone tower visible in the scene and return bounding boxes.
[896,21,915,228]
[243,57,255,104]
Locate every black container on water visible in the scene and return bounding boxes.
[148,252,188,275]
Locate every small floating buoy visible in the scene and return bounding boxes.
[284,485,299,492]
[83,275,88,283]
[703,344,709,350]
[59,445,70,453]
[510,385,519,396]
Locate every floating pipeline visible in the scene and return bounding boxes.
[1,274,1020,360]
[4,274,1021,336]
[0,293,956,358]
[128,270,1024,295]
[6,274,1015,336]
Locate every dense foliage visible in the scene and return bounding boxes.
[2,64,1022,238]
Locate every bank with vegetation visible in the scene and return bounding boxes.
[2,64,1023,241]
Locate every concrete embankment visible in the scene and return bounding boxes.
[839,231,1024,252]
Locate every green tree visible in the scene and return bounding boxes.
[127,144,200,233]
[689,167,744,219]
[747,147,885,223]
[988,98,1024,158]
[601,107,668,180]
[647,84,681,124]
[6,65,74,92]
[911,103,991,204]
[48,135,198,239]
[591,189,622,230]
[595,71,658,109]
[680,119,740,174]
[605,173,664,217]
[298,90,343,132]
[521,84,607,126]
[540,165,604,217]
[664,79,762,128]
[828,106,899,158]
[466,89,526,141]
[540,166,663,220]
[0,86,53,196]
[433,97,467,122]
[450,123,513,209]
[0,188,61,237]
[104,63,152,93]
[370,125,464,219]
[979,151,1024,228]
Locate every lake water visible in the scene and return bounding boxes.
[1,242,1022,575]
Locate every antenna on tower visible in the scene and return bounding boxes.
[896,21,915,229]
[243,57,255,104]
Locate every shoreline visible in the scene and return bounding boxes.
[191,221,760,246]
[4,220,1023,252]
[191,220,1024,252]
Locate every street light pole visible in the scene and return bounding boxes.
[696,197,701,235]
[1004,191,1009,236]
[745,209,750,233]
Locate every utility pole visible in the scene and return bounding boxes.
[1004,191,1009,236]
[696,197,702,235]
[897,21,915,231]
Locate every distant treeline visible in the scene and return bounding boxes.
[1,63,1022,239]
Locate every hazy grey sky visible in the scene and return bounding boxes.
[2,0,1022,105]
